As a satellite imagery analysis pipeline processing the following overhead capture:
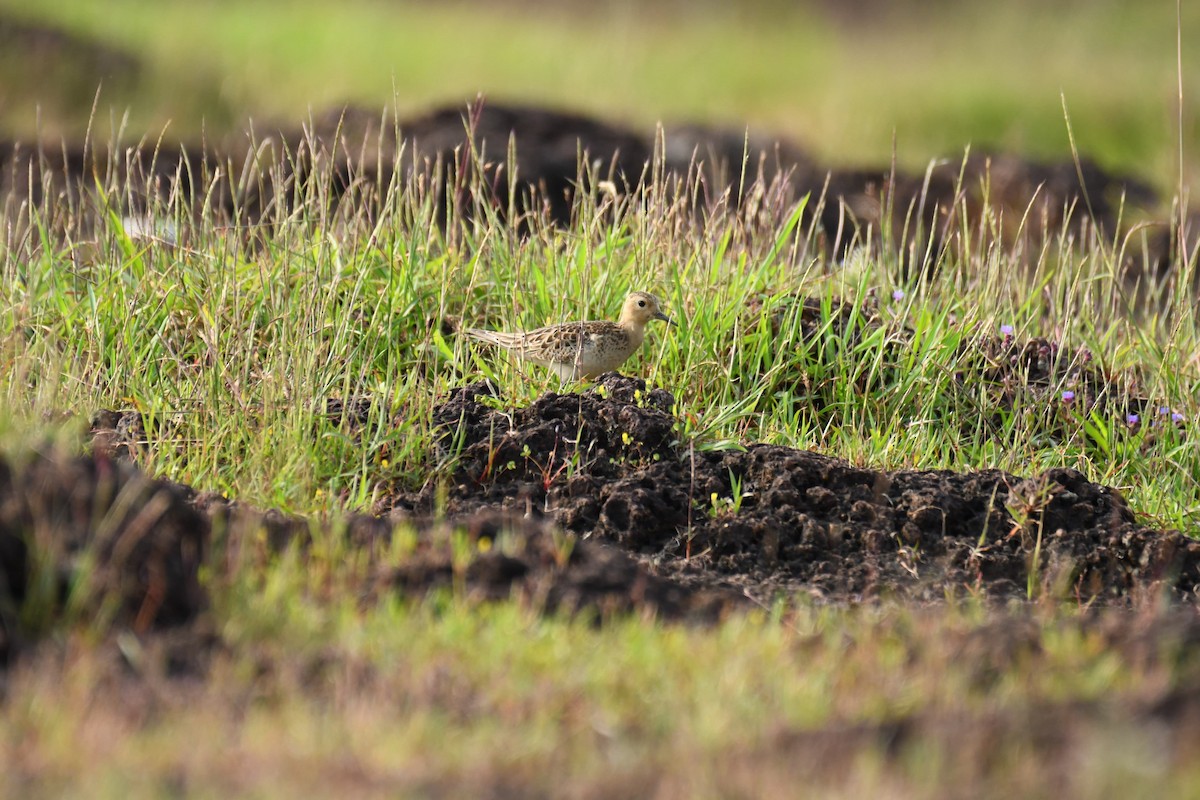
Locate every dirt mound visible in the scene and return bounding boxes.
[378,373,1199,604]
[0,443,742,665]
[80,307,1185,617]
[6,368,1193,659]
[1126,209,1200,300]
[0,451,208,664]
[398,100,651,225]
[4,96,1183,297]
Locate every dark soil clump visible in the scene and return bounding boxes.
[379,374,1199,605]
[0,451,209,658]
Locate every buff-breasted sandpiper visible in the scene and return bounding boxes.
[464,291,675,380]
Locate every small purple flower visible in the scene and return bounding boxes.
[1126,413,1140,426]
[1159,406,1171,416]
[892,289,905,302]
[1061,390,1075,403]
[1000,324,1014,337]
[1172,412,1186,424]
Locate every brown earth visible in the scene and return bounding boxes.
[0,438,744,666]
[9,398,1189,663]
[375,373,1197,605]
[0,451,207,666]
[4,384,1200,794]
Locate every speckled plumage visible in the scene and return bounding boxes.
[465,291,675,380]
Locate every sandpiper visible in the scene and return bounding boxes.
[464,291,675,380]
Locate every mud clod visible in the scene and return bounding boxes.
[398,375,1200,604]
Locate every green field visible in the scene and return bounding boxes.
[2,2,1200,797]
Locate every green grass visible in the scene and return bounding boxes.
[4,148,1198,524]
[0,123,1199,795]
[3,2,1200,795]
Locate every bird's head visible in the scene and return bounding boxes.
[621,291,675,328]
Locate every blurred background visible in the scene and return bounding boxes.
[1,0,1197,185]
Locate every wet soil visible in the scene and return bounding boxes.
[0,451,207,664]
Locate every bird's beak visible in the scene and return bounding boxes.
[657,311,677,327]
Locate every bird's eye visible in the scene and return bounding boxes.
[637,300,646,307]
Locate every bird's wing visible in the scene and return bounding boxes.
[464,328,526,350]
